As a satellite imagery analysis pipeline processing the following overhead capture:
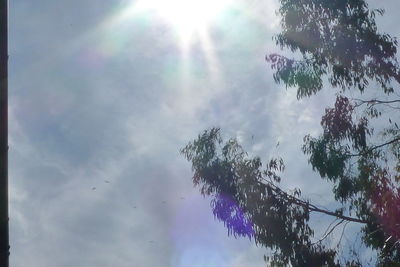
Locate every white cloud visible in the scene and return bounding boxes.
[9,0,400,266]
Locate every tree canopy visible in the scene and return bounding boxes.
[181,0,400,265]
[267,0,400,98]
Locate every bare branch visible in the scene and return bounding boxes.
[347,136,400,157]
[258,180,368,224]
[312,220,345,245]
[353,98,400,108]
[337,221,350,248]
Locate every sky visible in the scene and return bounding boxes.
[8,0,400,266]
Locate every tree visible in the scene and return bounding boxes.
[181,0,400,265]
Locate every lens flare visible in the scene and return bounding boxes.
[134,0,233,43]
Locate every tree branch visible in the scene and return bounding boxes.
[312,219,345,245]
[259,180,368,224]
[353,98,400,108]
[348,136,400,157]
[307,204,367,224]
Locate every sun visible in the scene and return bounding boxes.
[134,0,233,42]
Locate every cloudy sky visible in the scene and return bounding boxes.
[8,0,400,266]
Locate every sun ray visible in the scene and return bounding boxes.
[133,0,233,44]
[198,29,224,87]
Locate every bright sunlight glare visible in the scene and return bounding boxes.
[134,0,233,42]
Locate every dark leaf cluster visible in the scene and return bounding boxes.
[267,0,400,98]
[183,0,400,265]
[181,128,340,266]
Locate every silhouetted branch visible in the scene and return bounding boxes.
[259,180,368,224]
[312,220,345,245]
[347,136,400,157]
[353,98,400,107]
[337,221,350,248]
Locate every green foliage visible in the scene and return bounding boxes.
[182,0,400,265]
[270,2,400,260]
[303,93,400,262]
[303,134,348,182]
[266,0,400,98]
[181,129,339,266]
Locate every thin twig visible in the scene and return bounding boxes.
[347,136,400,157]
[312,220,345,245]
[353,98,400,107]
